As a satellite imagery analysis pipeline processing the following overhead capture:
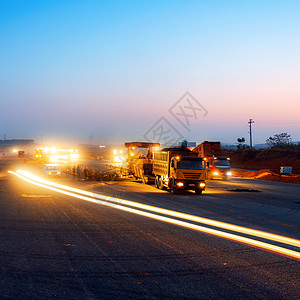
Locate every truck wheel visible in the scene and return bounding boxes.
[155,176,159,188]
[195,188,203,195]
[159,178,165,190]
[170,180,176,194]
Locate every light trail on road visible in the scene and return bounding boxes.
[9,170,300,261]
[12,170,300,248]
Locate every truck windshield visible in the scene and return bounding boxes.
[177,160,205,170]
[46,166,58,170]
[214,160,230,166]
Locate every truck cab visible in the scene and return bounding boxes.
[206,156,232,180]
[169,156,206,193]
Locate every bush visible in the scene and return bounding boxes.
[266,132,292,148]
[256,149,300,159]
[242,149,258,160]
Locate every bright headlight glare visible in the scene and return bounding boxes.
[177,182,184,187]
[213,172,219,176]
[227,172,232,176]
[199,182,206,188]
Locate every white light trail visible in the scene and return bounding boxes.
[13,170,300,248]
[8,170,300,261]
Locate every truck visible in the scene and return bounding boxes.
[152,146,206,194]
[125,142,160,183]
[18,150,25,158]
[193,141,231,180]
[193,141,222,157]
[205,156,232,180]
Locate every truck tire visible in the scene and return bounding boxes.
[155,176,159,188]
[159,177,165,190]
[194,188,203,195]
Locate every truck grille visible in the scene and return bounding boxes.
[183,173,200,180]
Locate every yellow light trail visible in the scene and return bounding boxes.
[8,170,300,261]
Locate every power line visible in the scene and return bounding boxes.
[255,121,300,123]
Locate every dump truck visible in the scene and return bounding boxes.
[124,142,160,183]
[152,146,206,194]
[193,141,231,180]
[193,141,222,157]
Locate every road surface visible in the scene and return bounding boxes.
[0,159,299,299]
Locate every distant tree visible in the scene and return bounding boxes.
[237,137,245,150]
[266,132,292,148]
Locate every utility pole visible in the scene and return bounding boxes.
[248,119,254,148]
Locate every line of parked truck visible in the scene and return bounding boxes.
[123,141,231,195]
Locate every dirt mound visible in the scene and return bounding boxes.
[232,169,300,184]
[226,150,300,174]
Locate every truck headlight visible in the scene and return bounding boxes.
[177,182,184,187]
[213,172,219,176]
[226,172,232,176]
[199,182,206,188]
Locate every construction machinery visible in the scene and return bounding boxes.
[124,142,160,183]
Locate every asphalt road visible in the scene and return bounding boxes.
[0,159,299,299]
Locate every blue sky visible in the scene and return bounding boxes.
[1,0,300,145]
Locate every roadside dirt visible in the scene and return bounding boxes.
[227,151,300,174]
[232,169,300,184]
[225,151,300,184]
